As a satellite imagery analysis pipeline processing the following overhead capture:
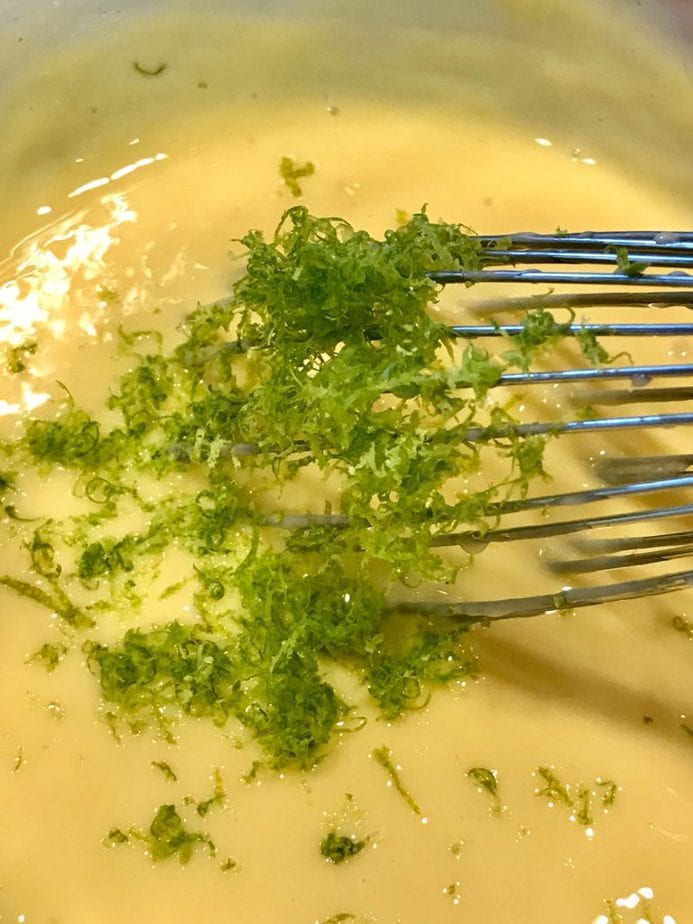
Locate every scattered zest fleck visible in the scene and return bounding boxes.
[196,768,226,817]
[466,766,502,814]
[535,766,618,828]
[373,745,421,815]
[596,778,618,808]
[133,61,167,77]
[13,747,24,773]
[279,156,316,197]
[672,615,693,640]
[29,642,68,672]
[151,760,178,783]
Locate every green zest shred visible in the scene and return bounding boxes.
[535,766,618,827]
[372,745,421,815]
[602,896,664,924]
[0,207,612,770]
[29,642,68,672]
[279,156,316,197]
[0,574,91,628]
[5,340,38,374]
[196,768,226,817]
[467,767,502,814]
[151,760,178,783]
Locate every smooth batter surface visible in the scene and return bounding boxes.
[1,3,692,922]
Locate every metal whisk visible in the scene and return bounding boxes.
[395,230,693,622]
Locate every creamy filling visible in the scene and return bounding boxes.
[1,4,692,923]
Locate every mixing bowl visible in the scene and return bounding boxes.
[0,2,691,922]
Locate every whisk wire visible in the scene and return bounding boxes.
[411,231,693,618]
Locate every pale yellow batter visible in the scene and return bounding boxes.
[0,3,692,922]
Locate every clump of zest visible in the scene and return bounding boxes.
[107,803,215,864]
[29,642,68,672]
[2,207,611,770]
[320,830,368,864]
[5,339,38,374]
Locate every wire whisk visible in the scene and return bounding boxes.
[393,230,693,621]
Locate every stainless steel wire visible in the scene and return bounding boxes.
[405,230,693,620]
